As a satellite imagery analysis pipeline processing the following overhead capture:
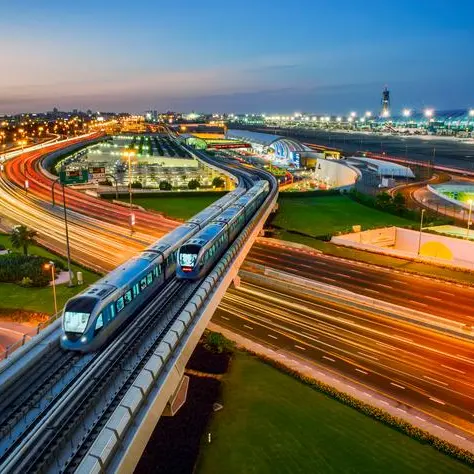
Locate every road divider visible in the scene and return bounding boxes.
[240,264,474,343]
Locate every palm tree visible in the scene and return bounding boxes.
[10,225,38,256]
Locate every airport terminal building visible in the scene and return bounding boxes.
[375,109,474,133]
[225,129,309,164]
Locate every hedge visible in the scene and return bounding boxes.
[0,253,64,287]
[100,190,229,199]
[279,189,342,198]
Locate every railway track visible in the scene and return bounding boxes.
[0,278,199,473]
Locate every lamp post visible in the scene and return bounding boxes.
[467,199,473,239]
[123,150,136,234]
[417,209,425,255]
[44,261,58,314]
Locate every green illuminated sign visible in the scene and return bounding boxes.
[59,169,89,185]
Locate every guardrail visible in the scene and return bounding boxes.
[0,311,62,362]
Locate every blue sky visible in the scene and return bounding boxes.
[1,0,473,114]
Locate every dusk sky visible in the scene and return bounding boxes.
[1,0,473,114]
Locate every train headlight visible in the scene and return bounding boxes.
[80,336,87,343]
[61,335,68,341]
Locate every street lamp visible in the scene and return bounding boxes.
[43,261,58,314]
[123,150,137,234]
[402,109,412,118]
[417,209,425,255]
[467,199,473,239]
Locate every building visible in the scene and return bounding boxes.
[381,86,391,117]
[374,109,474,134]
[225,129,309,164]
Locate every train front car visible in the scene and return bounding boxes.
[61,252,166,352]
[177,223,228,280]
[60,294,106,352]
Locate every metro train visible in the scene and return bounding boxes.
[60,185,248,352]
[176,180,270,280]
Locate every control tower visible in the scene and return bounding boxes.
[381,86,390,117]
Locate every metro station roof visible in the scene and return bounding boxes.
[226,129,285,147]
[226,129,308,152]
[346,156,415,178]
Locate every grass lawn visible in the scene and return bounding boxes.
[0,234,100,315]
[273,195,413,236]
[120,195,222,220]
[197,352,471,474]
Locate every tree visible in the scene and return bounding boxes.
[10,225,38,256]
[130,181,143,189]
[159,180,172,191]
[393,192,406,214]
[375,192,392,210]
[188,179,201,190]
[212,176,225,188]
[204,331,234,354]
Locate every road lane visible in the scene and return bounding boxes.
[213,279,474,433]
[247,241,474,323]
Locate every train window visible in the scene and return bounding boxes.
[116,297,125,313]
[133,283,140,297]
[153,266,159,278]
[64,311,89,333]
[95,313,104,331]
[124,290,133,305]
[110,303,116,319]
[147,272,153,285]
[140,277,147,291]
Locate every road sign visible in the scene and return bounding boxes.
[88,166,106,183]
[59,169,89,185]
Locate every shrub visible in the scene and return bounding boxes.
[159,180,172,191]
[203,331,234,354]
[20,277,33,287]
[188,179,201,190]
[131,181,143,189]
[212,176,225,188]
[0,253,52,287]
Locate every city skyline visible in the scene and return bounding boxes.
[1,0,473,114]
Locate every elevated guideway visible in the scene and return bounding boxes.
[0,145,278,473]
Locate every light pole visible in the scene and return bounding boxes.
[123,150,136,235]
[467,199,473,239]
[44,261,58,314]
[62,184,73,286]
[417,209,425,255]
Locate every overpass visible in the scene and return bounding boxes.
[0,140,278,473]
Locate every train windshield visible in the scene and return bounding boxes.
[64,312,90,333]
[63,296,97,334]
[179,244,200,269]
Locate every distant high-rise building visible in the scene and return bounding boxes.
[381,86,390,117]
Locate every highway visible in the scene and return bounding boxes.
[0,138,178,271]
[214,277,474,433]
[4,141,178,236]
[2,135,474,436]
[246,241,474,324]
